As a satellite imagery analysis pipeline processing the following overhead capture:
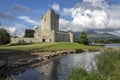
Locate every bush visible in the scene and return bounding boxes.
[80,32,89,45]
[0,28,10,44]
[24,29,35,37]
[76,49,83,53]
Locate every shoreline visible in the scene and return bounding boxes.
[0,50,76,77]
[0,49,101,78]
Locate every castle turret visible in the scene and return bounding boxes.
[48,9,59,32]
[34,9,73,42]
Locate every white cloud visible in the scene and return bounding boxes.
[108,19,120,29]
[13,23,27,37]
[83,0,106,7]
[51,3,60,11]
[83,0,105,3]
[59,18,70,31]
[60,0,120,36]
[4,23,27,37]
[6,27,16,34]
[62,8,74,16]
[59,18,85,32]
[61,8,109,31]
[18,16,39,25]
[72,9,109,29]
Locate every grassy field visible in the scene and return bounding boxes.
[0,42,103,52]
[68,49,120,80]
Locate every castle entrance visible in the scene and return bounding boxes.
[42,39,45,42]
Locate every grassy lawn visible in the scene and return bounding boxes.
[0,42,103,52]
[68,49,120,80]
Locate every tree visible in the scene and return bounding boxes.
[0,28,10,44]
[80,32,89,45]
[24,29,35,37]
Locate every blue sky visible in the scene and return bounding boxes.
[0,0,120,36]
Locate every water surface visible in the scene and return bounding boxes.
[11,52,100,80]
[105,44,120,48]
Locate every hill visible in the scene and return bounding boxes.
[74,31,120,42]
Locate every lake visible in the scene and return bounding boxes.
[10,44,120,80]
[105,44,120,48]
[11,52,100,80]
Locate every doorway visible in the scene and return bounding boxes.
[42,39,45,42]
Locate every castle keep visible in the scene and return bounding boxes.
[11,9,73,43]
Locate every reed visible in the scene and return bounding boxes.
[68,49,120,80]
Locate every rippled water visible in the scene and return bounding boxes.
[105,44,120,48]
[11,52,100,80]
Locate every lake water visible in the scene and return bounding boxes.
[10,44,120,80]
[105,44,120,48]
[11,52,100,80]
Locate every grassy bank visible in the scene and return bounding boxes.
[68,49,120,80]
[0,42,103,52]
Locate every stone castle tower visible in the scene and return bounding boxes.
[34,9,73,42]
[11,9,73,43]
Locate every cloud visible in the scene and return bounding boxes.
[6,27,16,34]
[1,23,27,37]
[0,11,15,20]
[61,8,109,31]
[13,23,27,37]
[72,9,109,29]
[63,8,74,16]
[60,0,120,36]
[11,4,30,12]
[59,18,70,31]
[51,3,60,11]
[83,0,106,6]
[83,0,105,3]
[74,2,102,10]
[17,16,39,25]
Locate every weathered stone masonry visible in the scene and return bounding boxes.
[11,9,73,43]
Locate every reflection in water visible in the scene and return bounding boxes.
[11,62,55,80]
[11,52,100,80]
[58,52,100,80]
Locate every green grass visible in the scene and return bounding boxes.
[68,49,120,80]
[0,42,103,52]
[68,68,104,80]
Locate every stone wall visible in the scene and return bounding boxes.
[55,32,71,42]
[11,37,41,43]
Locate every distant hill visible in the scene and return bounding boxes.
[74,31,120,42]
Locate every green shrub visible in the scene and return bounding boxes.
[76,49,83,53]
[0,28,10,45]
[68,67,104,80]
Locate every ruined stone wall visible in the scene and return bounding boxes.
[55,32,69,42]
[34,9,57,42]
[11,37,42,43]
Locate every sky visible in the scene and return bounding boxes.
[0,0,120,37]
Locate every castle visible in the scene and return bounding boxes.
[11,9,73,43]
